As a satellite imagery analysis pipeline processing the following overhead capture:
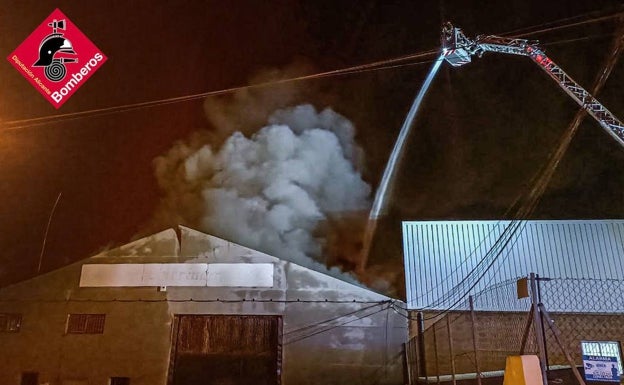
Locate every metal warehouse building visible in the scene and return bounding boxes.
[0,226,407,385]
[402,220,624,311]
[402,220,624,382]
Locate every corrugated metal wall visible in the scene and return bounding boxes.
[402,220,624,309]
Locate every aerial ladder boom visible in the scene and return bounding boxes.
[441,22,624,148]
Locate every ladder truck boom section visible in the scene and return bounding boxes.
[441,22,624,148]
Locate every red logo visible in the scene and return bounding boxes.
[7,9,107,109]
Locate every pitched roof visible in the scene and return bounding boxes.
[0,226,392,302]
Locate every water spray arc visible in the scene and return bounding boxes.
[359,17,624,273]
[358,54,445,273]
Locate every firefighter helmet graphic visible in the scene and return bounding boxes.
[33,19,77,82]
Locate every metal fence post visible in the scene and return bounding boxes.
[539,304,587,385]
[537,274,550,378]
[417,312,427,382]
[469,295,482,385]
[433,322,441,385]
[446,314,457,385]
[530,273,549,385]
[520,305,535,354]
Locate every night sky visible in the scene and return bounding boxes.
[2,1,624,294]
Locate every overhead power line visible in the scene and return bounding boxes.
[409,18,624,319]
[508,12,624,38]
[284,303,391,346]
[2,9,623,131]
[1,50,438,131]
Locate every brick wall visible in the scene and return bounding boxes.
[409,311,624,377]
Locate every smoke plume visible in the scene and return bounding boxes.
[152,104,371,278]
[202,60,319,144]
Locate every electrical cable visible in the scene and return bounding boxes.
[282,301,388,337]
[1,49,439,131]
[499,7,624,37]
[0,296,391,346]
[283,302,391,346]
[405,14,624,308]
[406,220,515,306]
[246,301,392,357]
[407,19,624,318]
[3,9,622,131]
[423,222,527,309]
[3,9,623,320]
[0,297,389,304]
[508,12,624,38]
[37,192,62,274]
[405,215,529,314]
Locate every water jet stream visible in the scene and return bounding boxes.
[358,54,444,273]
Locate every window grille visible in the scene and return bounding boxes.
[67,314,105,334]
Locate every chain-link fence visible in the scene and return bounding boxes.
[405,275,624,385]
[540,278,624,374]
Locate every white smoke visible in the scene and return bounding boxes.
[153,104,371,277]
[203,60,319,144]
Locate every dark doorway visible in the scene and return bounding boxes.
[168,315,282,385]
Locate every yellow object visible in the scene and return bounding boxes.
[517,277,529,299]
[504,355,543,385]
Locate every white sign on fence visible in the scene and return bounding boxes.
[581,341,622,383]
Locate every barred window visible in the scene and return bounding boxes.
[0,313,22,332]
[110,377,130,385]
[66,314,106,334]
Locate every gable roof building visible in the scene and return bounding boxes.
[0,226,407,385]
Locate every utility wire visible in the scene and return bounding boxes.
[283,301,388,337]
[6,10,624,317]
[508,12,624,38]
[422,221,528,311]
[37,192,62,274]
[0,297,389,304]
[500,8,624,37]
[1,50,438,131]
[406,220,515,306]
[3,9,622,131]
[244,301,392,357]
[284,303,391,346]
[409,18,624,318]
[404,12,624,308]
[247,302,393,358]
